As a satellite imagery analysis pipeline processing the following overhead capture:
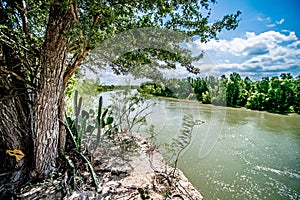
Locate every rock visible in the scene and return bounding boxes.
[18,135,203,200]
[91,135,203,200]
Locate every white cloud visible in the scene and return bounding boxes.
[191,31,300,78]
[257,17,263,21]
[276,18,285,25]
[195,31,297,56]
[266,18,284,28]
[267,23,276,28]
[257,17,271,22]
[257,16,284,28]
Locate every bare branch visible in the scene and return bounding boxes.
[70,0,79,23]
[0,65,36,89]
[63,48,91,85]
[19,0,30,39]
[0,66,26,82]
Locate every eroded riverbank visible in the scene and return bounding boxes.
[19,135,203,199]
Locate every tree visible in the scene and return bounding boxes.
[192,77,208,101]
[0,0,240,195]
[267,76,281,111]
[226,72,244,107]
[294,75,300,114]
[278,73,294,112]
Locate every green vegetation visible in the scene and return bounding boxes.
[138,73,300,114]
[1,0,241,197]
[43,90,153,196]
[138,78,194,99]
[109,89,154,134]
[66,78,114,98]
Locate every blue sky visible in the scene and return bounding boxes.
[211,0,300,38]
[190,0,300,80]
[92,0,300,84]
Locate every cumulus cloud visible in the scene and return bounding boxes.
[244,43,269,56]
[90,30,300,83]
[191,31,300,78]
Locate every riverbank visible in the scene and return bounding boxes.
[154,95,300,116]
[18,135,203,199]
[91,135,203,199]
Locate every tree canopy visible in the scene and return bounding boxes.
[0,0,241,86]
[0,0,241,197]
[138,73,300,114]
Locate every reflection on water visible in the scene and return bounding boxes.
[146,97,300,200]
[81,92,300,199]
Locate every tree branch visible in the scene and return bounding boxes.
[110,0,142,6]
[70,0,79,23]
[0,66,25,82]
[18,1,30,39]
[63,47,91,85]
[0,65,36,89]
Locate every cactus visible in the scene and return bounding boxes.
[62,91,116,194]
[94,95,113,151]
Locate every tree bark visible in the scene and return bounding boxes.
[0,67,33,195]
[0,26,34,195]
[32,6,73,178]
[0,5,73,196]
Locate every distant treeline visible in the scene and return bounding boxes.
[137,73,300,114]
[97,84,139,92]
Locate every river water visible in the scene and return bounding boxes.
[87,92,300,199]
[144,97,300,200]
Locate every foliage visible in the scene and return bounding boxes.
[138,188,151,200]
[138,78,193,99]
[201,91,211,104]
[226,72,245,106]
[207,76,227,106]
[138,81,174,97]
[294,76,300,113]
[190,77,208,101]
[67,90,113,154]
[0,0,241,88]
[54,88,158,195]
[96,84,115,92]
[138,72,300,114]
[56,91,116,194]
[0,0,242,196]
[164,114,204,179]
[245,73,298,113]
[165,78,193,99]
[109,88,155,134]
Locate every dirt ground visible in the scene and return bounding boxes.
[18,136,203,200]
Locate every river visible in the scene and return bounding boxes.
[145,97,300,200]
[83,91,300,199]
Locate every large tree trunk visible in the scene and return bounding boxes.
[0,5,73,196]
[0,20,35,194]
[32,6,72,178]
[0,44,34,194]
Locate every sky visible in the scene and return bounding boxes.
[190,0,300,80]
[90,0,300,84]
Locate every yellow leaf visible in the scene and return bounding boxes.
[6,149,25,162]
